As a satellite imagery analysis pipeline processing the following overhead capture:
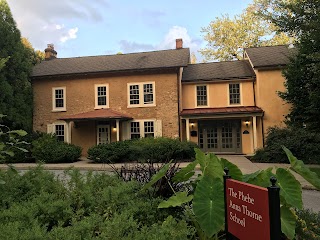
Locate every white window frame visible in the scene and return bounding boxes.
[228,83,242,106]
[97,125,110,144]
[129,119,162,139]
[47,121,68,142]
[95,84,109,109]
[127,82,156,108]
[195,85,209,108]
[52,87,66,112]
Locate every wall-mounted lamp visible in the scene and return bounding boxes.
[112,127,117,132]
[245,120,250,127]
[190,122,195,129]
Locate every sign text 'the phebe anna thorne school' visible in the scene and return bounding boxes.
[226,179,270,240]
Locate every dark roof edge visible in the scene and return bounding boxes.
[254,64,287,70]
[31,66,182,79]
[182,76,256,83]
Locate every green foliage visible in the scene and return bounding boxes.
[296,209,320,240]
[252,127,320,164]
[0,167,194,239]
[144,147,320,239]
[32,134,82,163]
[88,137,198,163]
[200,1,293,61]
[0,0,34,131]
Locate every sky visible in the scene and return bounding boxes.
[6,0,253,61]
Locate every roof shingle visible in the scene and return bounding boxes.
[182,60,255,82]
[32,48,190,77]
[180,106,263,116]
[245,45,295,68]
[59,109,132,121]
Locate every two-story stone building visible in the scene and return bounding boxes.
[32,40,292,155]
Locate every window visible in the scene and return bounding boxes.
[144,121,154,138]
[52,87,66,111]
[128,82,155,107]
[95,84,109,108]
[130,122,140,139]
[196,85,208,106]
[55,124,65,141]
[130,120,159,139]
[97,125,110,144]
[229,83,240,105]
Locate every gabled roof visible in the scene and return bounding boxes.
[245,45,295,69]
[32,48,190,78]
[182,60,255,82]
[59,109,132,121]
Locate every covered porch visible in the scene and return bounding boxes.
[60,109,133,154]
[180,106,264,154]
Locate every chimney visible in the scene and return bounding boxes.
[176,38,183,49]
[44,44,57,60]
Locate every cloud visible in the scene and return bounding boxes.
[118,40,154,53]
[6,0,108,50]
[60,27,79,43]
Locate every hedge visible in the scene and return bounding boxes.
[32,134,82,163]
[88,137,198,163]
[252,127,320,164]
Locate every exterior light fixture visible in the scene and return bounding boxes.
[245,120,250,127]
[190,122,195,129]
[113,127,117,132]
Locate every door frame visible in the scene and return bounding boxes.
[97,124,111,144]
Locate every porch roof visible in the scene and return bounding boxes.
[59,109,133,121]
[180,106,263,117]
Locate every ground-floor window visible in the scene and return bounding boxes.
[130,120,158,139]
[55,124,65,141]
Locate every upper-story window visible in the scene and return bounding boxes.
[229,83,241,105]
[128,82,155,107]
[95,84,109,109]
[52,87,66,111]
[196,85,208,107]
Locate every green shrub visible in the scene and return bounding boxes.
[4,131,45,163]
[88,137,198,163]
[252,127,320,164]
[32,134,82,163]
[0,167,193,239]
[296,209,320,240]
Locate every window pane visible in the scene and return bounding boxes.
[229,84,240,104]
[196,86,207,106]
[98,126,109,144]
[130,122,140,139]
[97,86,107,106]
[143,84,154,104]
[130,85,140,105]
[55,124,64,141]
[55,89,64,108]
[144,121,154,138]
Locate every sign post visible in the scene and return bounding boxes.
[224,168,281,240]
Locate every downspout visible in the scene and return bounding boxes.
[261,112,265,147]
[177,67,183,140]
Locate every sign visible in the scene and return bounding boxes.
[226,179,270,240]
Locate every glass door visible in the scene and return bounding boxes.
[97,125,110,144]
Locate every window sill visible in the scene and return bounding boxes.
[195,105,209,108]
[127,104,156,108]
[52,109,66,112]
[94,106,109,110]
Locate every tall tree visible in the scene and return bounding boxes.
[200,2,294,61]
[0,0,33,131]
[262,0,320,131]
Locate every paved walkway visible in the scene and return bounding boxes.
[0,155,319,190]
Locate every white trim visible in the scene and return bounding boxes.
[52,87,66,112]
[253,116,257,151]
[129,119,161,138]
[186,118,190,141]
[228,82,243,106]
[116,120,120,141]
[97,125,110,144]
[195,84,209,108]
[48,121,68,142]
[127,82,156,108]
[94,84,109,109]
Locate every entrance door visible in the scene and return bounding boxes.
[199,120,241,153]
[97,125,110,144]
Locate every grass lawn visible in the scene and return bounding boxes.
[310,167,320,178]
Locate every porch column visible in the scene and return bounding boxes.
[253,116,257,150]
[67,121,72,144]
[116,119,120,142]
[186,118,190,141]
